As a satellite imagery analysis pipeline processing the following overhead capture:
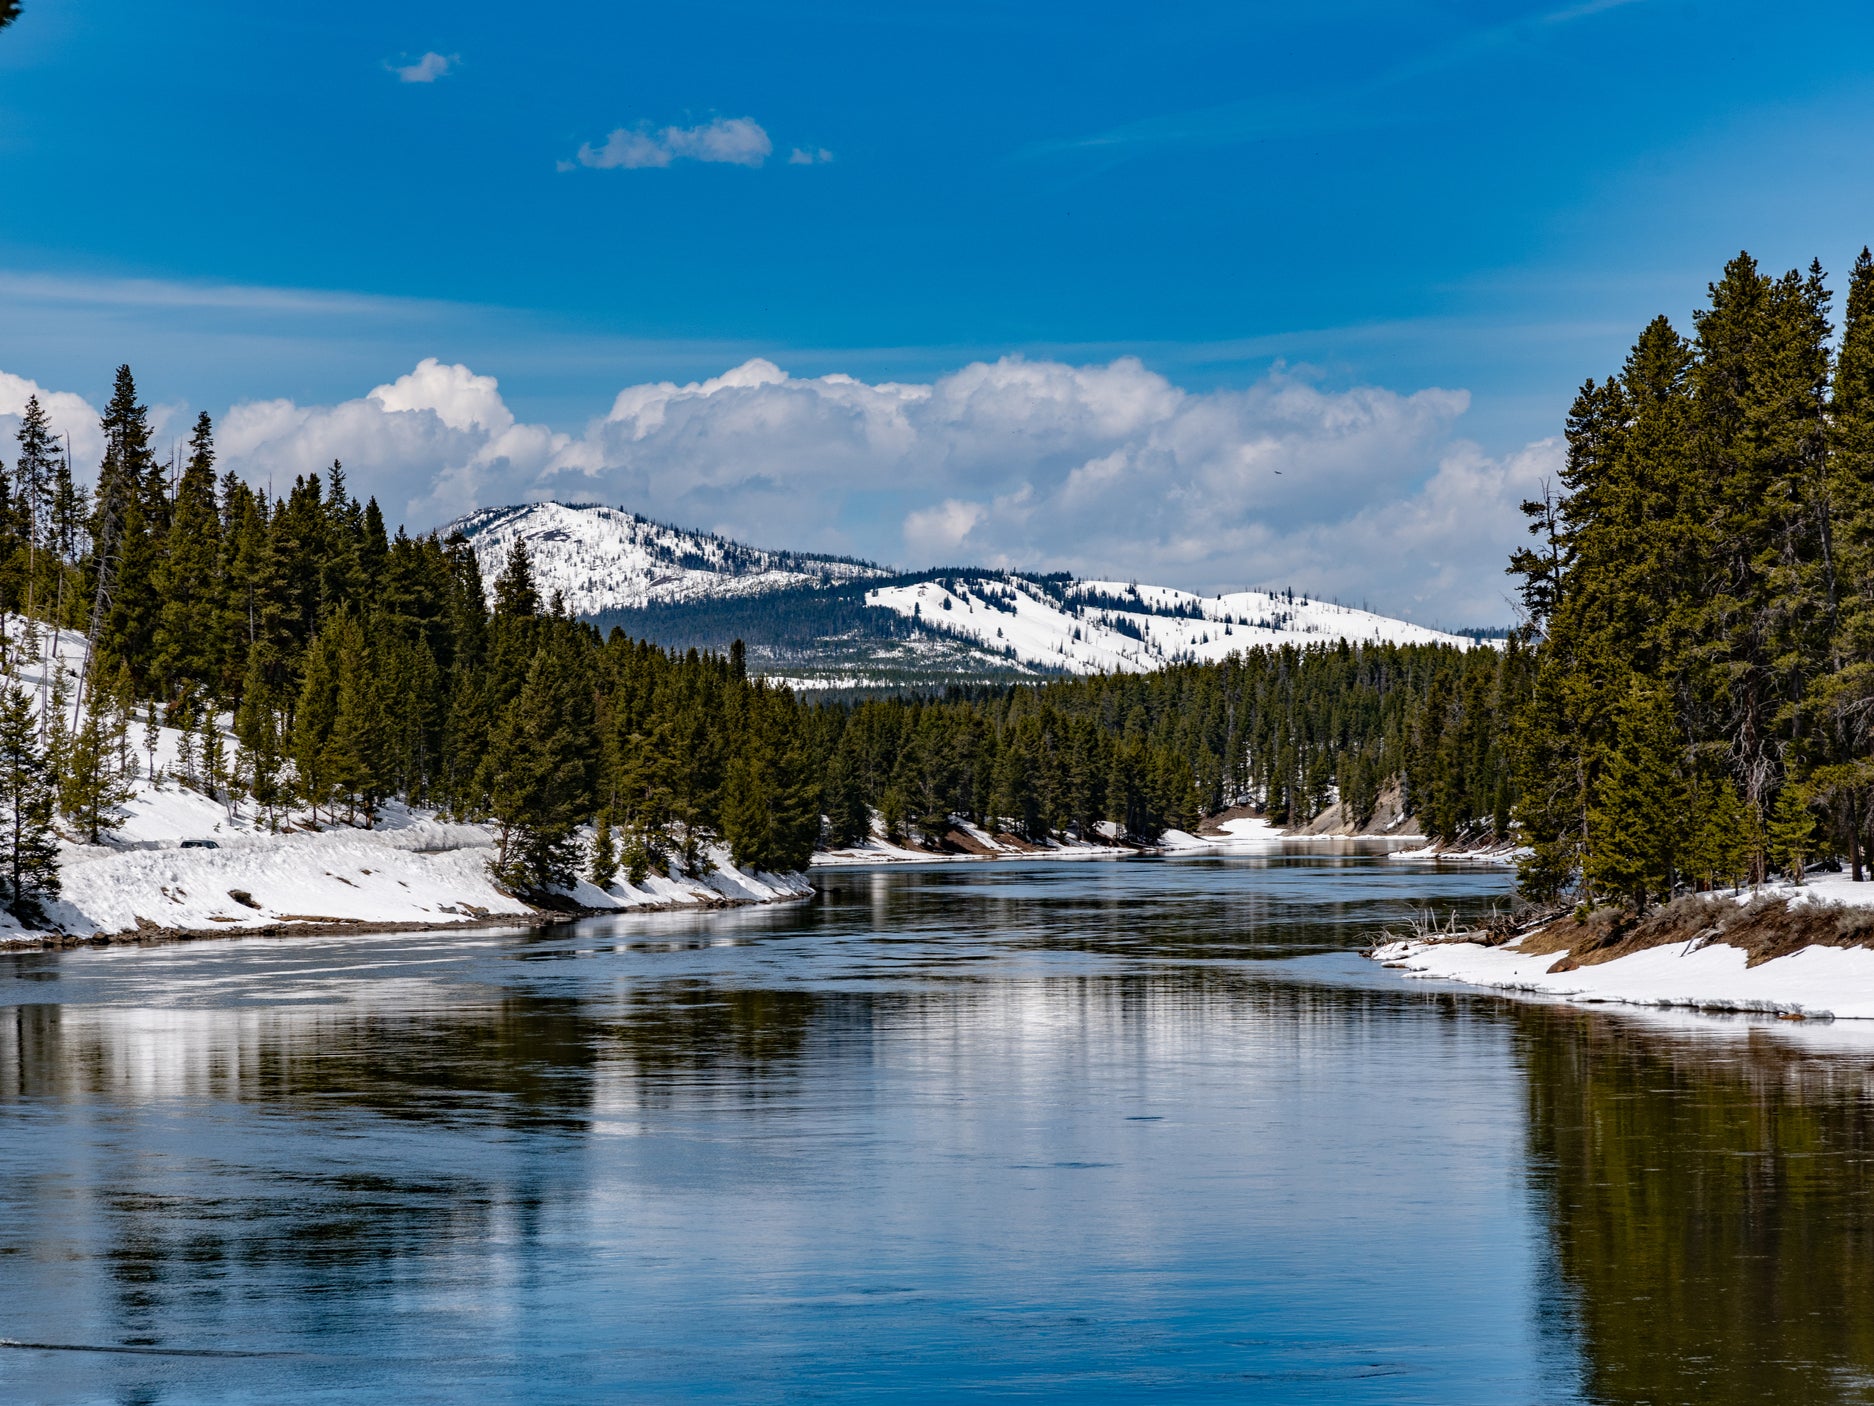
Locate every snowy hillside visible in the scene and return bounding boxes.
[864,575,1474,672]
[447,501,886,616]
[0,617,808,946]
[446,501,1484,686]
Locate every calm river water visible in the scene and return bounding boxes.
[3,851,1873,1403]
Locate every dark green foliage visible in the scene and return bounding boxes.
[487,626,599,895]
[1584,684,1683,911]
[589,813,618,890]
[0,684,58,919]
[1511,248,1874,908]
[721,685,820,872]
[58,678,132,843]
[152,413,224,697]
[1767,783,1818,884]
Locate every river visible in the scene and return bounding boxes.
[2,849,1870,1403]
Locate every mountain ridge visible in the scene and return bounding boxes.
[447,501,1483,688]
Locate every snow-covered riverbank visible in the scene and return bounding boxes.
[809,813,1423,866]
[0,620,808,948]
[1373,872,1874,1019]
[13,798,809,949]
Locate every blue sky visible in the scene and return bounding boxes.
[3,0,1874,623]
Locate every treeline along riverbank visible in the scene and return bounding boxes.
[1508,248,1874,909]
[0,365,1519,923]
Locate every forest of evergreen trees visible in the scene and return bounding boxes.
[1508,248,1874,908]
[0,362,1524,922]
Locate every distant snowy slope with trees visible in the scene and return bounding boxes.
[444,502,886,617]
[865,576,1473,673]
[448,501,1476,685]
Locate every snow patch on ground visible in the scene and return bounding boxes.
[1373,873,1874,1019]
[34,809,808,944]
[813,827,1134,866]
[1374,932,1874,1019]
[1387,840,1525,865]
[1215,817,1285,841]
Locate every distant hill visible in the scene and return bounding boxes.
[447,502,1481,689]
[444,502,887,616]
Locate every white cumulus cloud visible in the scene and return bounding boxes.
[0,371,104,473]
[787,147,835,165]
[388,52,457,83]
[573,117,773,170]
[0,355,1550,624]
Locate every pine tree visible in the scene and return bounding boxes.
[620,821,661,886]
[59,674,132,843]
[589,813,618,890]
[13,395,57,625]
[151,412,225,695]
[292,625,341,821]
[0,684,59,922]
[47,446,82,630]
[493,538,539,619]
[234,647,286,829]
[1767,781,1818,884]
[1583,682,1683,911]
[1683,774,1752,892]
[721,688,821,873]
[92,365,153,555]
[486,630,598,894]
[199,708,227,805]
[323,613,387,824]
[173,695,198,789]
[142,701,160,787]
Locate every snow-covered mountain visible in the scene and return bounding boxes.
[865,575,1473,674]
[446,502,886,616]
[447,502,1482,686]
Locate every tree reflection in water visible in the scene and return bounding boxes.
[1517,1004,1874,1404]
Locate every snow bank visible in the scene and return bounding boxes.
[1387,840,1525,865]
[19,806,808,945]
[813,823,1133,867]
[26,804,810,945]
[1372,920,1874,1020]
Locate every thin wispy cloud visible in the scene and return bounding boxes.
[0,271,438,317]
[387,51,457,84]
[1539,0,1646,24]
[1024,0,1649,160]
[787,146,835,165]
[570,117,773,171]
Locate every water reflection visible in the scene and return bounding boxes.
[1515,1003,1874,1405]
[15,854,1867,1400]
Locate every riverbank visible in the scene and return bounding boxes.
[1,796,810,951]
[1372,872,1874,1018]
[808,814,1358,866]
